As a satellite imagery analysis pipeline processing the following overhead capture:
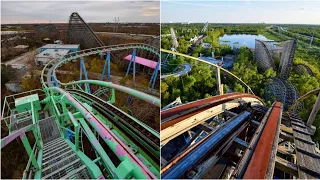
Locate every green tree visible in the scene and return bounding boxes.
[161,82,168,93]
[234,83,245,93]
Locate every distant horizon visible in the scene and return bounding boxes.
[1,1,160,24]
[161,1,320,25]
[2,22,318,26]
[1,22,160,25]
[161,22,320,25]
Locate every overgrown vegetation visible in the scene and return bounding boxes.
[161,23,320,142]
[161,47,276,107]
[1,65,17,88]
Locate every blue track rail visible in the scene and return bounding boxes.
[162,111,251,179]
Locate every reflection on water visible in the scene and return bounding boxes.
[219,34,273,48]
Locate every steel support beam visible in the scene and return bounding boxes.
[20,132,39,170]
[149,59,160,89]
[126,49,137,86]
[80,58,91,93]
[216,67,222,95]
[101,51,111,82]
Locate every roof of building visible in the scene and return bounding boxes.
[36,49,70,59]
[41,44,80,49]
[15,94,39,106]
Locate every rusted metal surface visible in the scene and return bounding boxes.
[161,93,264,130]
[243,102,282,179]
[161,112,251,178]
[162,93,241,119]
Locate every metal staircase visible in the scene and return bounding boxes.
[41,137,91,179]
[10,110,33,132]
[39,117,92,179]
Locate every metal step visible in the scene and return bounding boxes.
[43,143,70,157]
[42,149,75,168]
[42,154,78,176]
[44,137,63,146]
[60,165,90,179]
[44,138,65,149]
[42,159,82,179]
[43,140,67,153]
[42,148,73,164]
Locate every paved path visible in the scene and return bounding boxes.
[161,64,192,79]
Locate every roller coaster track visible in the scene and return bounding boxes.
[67,89,160,160]
[161,93,264,146]
[160,47,319,178]
[293,63,314,76]
[255,39,276,72]
[68,12,105,48]
[41,43,159,88]
[161,88,320,179]
[160,64,192,79]
[1,43,160,179]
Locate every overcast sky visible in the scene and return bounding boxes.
[162,1,320,24]
[1,1,160,24]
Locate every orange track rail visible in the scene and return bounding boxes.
[161,93,264,130]
[243,102,282,179]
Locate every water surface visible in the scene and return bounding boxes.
[219,34,273,48]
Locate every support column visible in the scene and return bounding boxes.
[216,67,222,95]
[107,52,111,82]
[125,49,136,86]
[80,58,91,93]
[101,51,111,82]
[149,59,160,89]
[133,50,136,86]
[307,92,320,126]
[108,88,115,104]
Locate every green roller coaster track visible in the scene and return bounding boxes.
[1,43,161,179]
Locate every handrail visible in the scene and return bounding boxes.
[161,49,254,94]
[1,89,44,118]
[1,124,35,149]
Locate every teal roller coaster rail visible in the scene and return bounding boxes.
[1,43,160,179]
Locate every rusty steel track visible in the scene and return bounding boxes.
[161,111,252,179]
[243,102,282,179]
[161,93,264,130]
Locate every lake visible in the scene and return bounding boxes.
[219,34,273,48]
